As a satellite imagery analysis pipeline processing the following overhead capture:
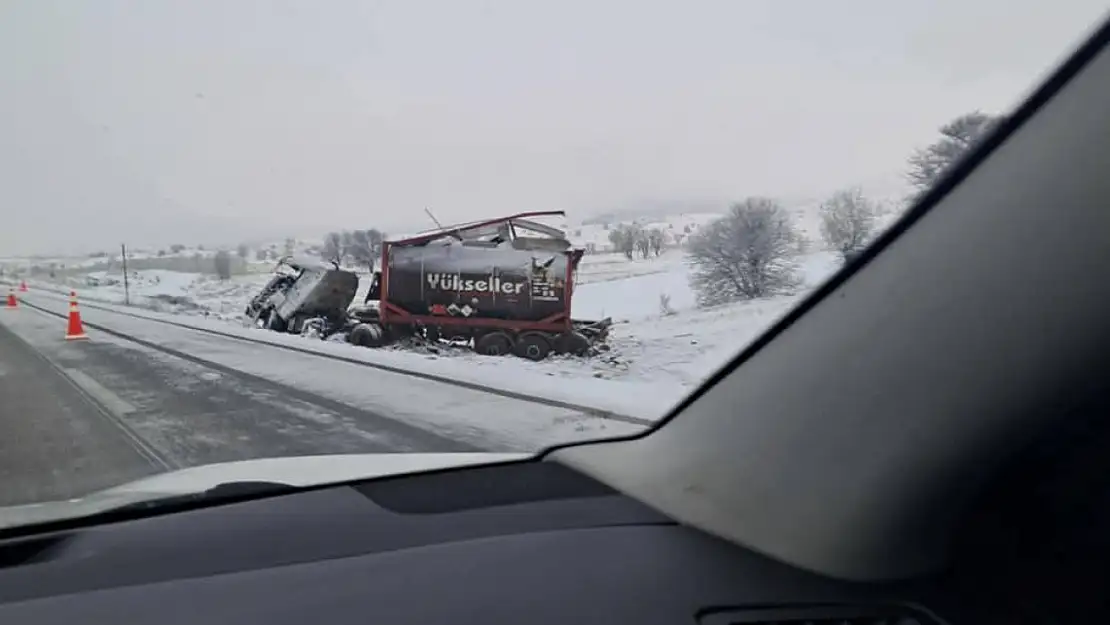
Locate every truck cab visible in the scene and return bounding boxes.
[246,256,359,333]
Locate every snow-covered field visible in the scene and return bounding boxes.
[67,269,276,318]
[10,206,905,419]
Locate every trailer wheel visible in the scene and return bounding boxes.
[514,332,552,361]
[349,322,386,348]
[474,331,513,357]
[553,331,591,357]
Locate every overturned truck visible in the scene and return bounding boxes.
[244,256,359,334]
[245,212,611,360]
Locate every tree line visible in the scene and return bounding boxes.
[685,110,1000,307]
[321,229,385,271]
[607,225,670,259]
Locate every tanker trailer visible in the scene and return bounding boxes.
[350,211,610,360]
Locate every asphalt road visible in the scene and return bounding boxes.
[0,304,477,508]
[19,291,623,450]
[0,315,157,507]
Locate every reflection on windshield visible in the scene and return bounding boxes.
[0,0,1104,521]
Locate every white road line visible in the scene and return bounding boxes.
[62,368,137,417]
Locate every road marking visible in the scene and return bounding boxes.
[0,308,175,470]
[62,368,137,417]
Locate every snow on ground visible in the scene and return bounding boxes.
[575,249,838,323]
[423,248,841,392]
[575,249,688,286]
[36,269,273,318]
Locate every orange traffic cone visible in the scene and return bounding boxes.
[18,281,27,292]
[5,289,16,309]
[65,292,88,340]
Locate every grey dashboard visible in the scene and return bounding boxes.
[0,461,948,625]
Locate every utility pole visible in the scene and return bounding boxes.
[120,243,130,306]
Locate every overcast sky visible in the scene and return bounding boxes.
[0,0,1106,256]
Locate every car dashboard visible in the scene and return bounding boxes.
[0,461,964,624]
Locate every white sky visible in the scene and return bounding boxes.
[0,0,1106,255]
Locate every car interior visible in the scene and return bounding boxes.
[2,12,1110,625]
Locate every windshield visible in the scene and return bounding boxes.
[0,0,1105,525]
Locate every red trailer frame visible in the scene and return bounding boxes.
[376,211,583,334]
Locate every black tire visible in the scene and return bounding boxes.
[514,332,552,361]
[552,331,591,357]
[474,331,513,356]
[349,322,387,348]
[265,311,287,333]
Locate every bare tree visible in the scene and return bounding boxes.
[322,232,342,264]
[236,243,249,259]
[686,197,800,306]
[608,226,636,259]
[347,229,385,271]
[907,111,1001,195]
[340,231,355,264]
[366,228,384,259]
[819,187,877,260]
[213,250,232,280]
[633,227,651,258]
[612,224,649,258]
[283,237,296,257]
[647,228,666,256]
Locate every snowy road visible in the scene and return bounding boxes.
[0,302,492,505]
[8,293,644,472]
[0,314,162,506]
